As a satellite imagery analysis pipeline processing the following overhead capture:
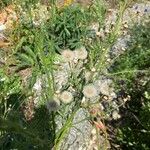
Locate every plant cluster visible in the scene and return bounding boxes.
[0,0,150,150]
[112,20,150,150]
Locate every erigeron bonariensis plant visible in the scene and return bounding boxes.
[83,84,99,99]
[59,91,73,104]
[61,49,75,62]
[74,46,88,60]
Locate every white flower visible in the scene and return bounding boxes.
[61,49,75,62]
[83,84,99,98]
[75,46,88,60]
[60,91,73,104]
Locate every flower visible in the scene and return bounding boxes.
[61,49,75,62]
[60,91,73,104]
[75,46,88,60]
[83,84,98,98]
[46,100,59,112]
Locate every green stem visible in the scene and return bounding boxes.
[54,109,78,150]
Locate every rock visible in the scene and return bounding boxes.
[110,35,131,57]
[60,108,92,150]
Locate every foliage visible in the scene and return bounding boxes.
[47,4,91,50]
[111,20,150,150]
[117,80,150,150]
[1,0,150,149]
[0,0,12,10]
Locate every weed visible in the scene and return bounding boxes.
[0,0,149,149]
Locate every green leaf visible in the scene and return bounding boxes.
[23,46,37,61]
[18,53,34,66]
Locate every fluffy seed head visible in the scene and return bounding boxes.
[75,46,88,60]
[60,91,73,104]
[83,84,98,98]
[61,49,75,62]
[46,100,59,112]
[96,79,113,96]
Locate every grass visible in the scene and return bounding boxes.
[0,0,150,149]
